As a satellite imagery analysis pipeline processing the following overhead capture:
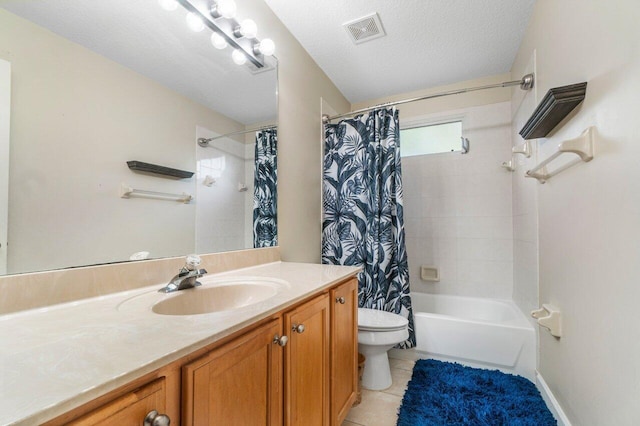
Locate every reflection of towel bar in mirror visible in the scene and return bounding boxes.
[525,127,594,184]
[120,183,193,204]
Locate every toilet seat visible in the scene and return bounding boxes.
[358,308,408,332]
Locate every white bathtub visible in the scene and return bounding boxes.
[405,293,536,380]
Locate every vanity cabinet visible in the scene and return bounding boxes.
[182,318,283,425]
[45,277,358,426]
[330,278,358,425]
[284,294,330,426]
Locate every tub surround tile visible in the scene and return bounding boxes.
[0,261,360,425]
[402,102,514,301]
[457,238,514,262]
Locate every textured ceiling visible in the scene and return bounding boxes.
[264,0,535,103]
[0,0,277,125]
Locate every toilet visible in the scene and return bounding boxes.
[357,308,409,391]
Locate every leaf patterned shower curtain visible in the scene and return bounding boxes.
[253,129,277,248]
[322,108,415,348]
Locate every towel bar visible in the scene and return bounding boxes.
[525,127,594,183]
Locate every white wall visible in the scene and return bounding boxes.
[511,0,640,424]
[402,102,514,298]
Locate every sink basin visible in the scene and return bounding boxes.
[117,277,289,316]
[152,283,278,316]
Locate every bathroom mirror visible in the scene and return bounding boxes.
[0,0,278,275]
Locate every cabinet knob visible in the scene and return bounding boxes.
[144,410,170,426]
[292,323,305,334]
[273,334,288,347]
[336,296,346,304]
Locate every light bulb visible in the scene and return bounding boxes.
[216,0,236,19]
[257,38,275,56]
[239,19,258,38]
[232,49,247,65]
[158,0,178,11]
[186,12,205,32]
[210,32,228,49]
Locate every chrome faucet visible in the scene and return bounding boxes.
[159,255,207,293]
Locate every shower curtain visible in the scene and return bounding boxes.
[253,129,277,248]
[322,108,415,348]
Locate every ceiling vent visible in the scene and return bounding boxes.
[343,13,386,45]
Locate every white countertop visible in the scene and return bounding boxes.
[0,261,360,425]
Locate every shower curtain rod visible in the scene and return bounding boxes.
[322,74,534,123]
[197,124,277,147]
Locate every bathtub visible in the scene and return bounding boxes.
[406,293,536,379]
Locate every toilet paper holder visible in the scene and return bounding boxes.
[531,304,562,337]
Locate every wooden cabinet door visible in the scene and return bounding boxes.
[67,378,166,426]
[182,318,283,426]
[284,294,330,426]
[330,278,358,425]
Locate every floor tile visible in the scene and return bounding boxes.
[342,421,364,426]
[346,389,403,426]
[385,367,413,397]
[389,358,415,372]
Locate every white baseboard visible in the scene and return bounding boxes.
[536,371,571,426]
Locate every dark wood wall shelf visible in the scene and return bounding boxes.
[127,161,194,179]
[519,82,587,140]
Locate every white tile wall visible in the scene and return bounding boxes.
[195,126,251,254]
[402,102,514,299]
[510,54,540,319]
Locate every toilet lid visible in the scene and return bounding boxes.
[358,308,408,332]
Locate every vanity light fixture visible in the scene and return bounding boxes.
[211,32,228,49]
[232,49,247,65]
[236,19,257,38]
[210,0,236,19]
[158,0,179,11]
[185,12,205,32]
[161,0,275,69]
[254,38,275,56]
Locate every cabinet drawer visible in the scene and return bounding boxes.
[67,378,166,426]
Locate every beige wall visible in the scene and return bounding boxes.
[0,9,244,273]
[245,0,351,263]
[511,0,640,423]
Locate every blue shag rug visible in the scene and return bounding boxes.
[397,360,556,426]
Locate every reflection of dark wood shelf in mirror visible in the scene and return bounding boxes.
[519,82,587,140]
[127,161,194,179]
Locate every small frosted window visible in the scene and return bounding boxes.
[400,121,462,157]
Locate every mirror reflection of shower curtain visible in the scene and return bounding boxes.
[253,129,277,247]
[322,108,415,348]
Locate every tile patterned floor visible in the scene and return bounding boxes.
[342,357,415,426]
